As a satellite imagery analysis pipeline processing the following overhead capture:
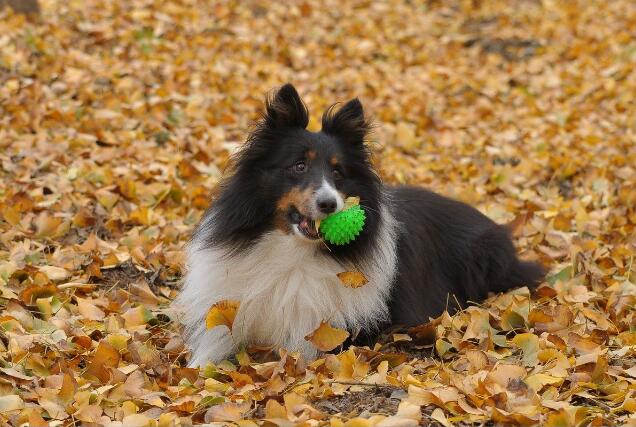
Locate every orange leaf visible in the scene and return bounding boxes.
[305,321,349,351]
[86,341,120,383]
[2,206,20,226]
[336,271,368,288]
[34,213,63,238]
[205,300,240,330]
[19,283,57,305]
[58,373,76,404]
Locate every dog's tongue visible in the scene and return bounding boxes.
[300,218,319,239]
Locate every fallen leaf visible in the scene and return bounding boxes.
[0,395,24,413]
[305,321,350,351]
[344,196,361,209]
[39,266,71,282]
[76,297,105,321]
[85,341,120,383]
[205,300,240,330]
[431,407,453,427]
[337,271,368,288]
[512,333,539,366]
[204,401,250,422]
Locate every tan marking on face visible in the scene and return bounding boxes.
[306,150,317,161]
[330,155,339,167]
[273,213,292,233]
[275,187,313,233]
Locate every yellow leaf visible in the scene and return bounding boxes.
[265,399,287,419]
[95,188,119,210]
[236,347,251,366]
[392,333,412,342]
[435,339,453,357]
[0,395,24,413]
[623,398,636,413]
[344,196,360,209]
[544,409,575,427]
[305,321,350,351]
[34,212,63,238]
[512,333,539,366]
[337,271,368,288]
[118,179,138,200]
[568,332,601,355]
[205,300,240,330]
[58,373,76,404]
[106,334,130,351]
[431,408,453,427]
[1,206,20,226]
[525,373,564,392]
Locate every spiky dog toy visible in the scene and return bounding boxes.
[319,204,366,245]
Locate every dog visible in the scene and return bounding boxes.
[175,83,544,366]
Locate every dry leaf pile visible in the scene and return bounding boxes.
[1,0,635,425]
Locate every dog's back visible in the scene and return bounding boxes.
[385,186,544,327]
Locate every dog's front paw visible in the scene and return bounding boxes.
[185,326,236,368]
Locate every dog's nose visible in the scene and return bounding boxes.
[317,197,337,214]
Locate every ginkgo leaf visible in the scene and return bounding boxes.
[0,395,24,413]
[205,300,240,330]
[337,271,368,288]
[76,297,105,321]
[431,408,453,427]
[85,341,121,383]
[305,321,350,351]
[344,196,360,209]
[512,333,539,367]
[204,401,251,422]
[38,266,70,282]
[265,399,287,419]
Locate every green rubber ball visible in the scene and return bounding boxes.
[319,205,366,245]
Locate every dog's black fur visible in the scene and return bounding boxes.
[387,186,544,326]
[196,83,544,332]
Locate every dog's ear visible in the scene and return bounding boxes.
[321,98,370,145]
[264,83,309,129]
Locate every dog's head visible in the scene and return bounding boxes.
[203,84,381,256]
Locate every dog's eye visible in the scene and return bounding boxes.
[333,169,343,179]
[293,161,307,173]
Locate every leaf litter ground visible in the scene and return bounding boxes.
[1,0,635,426]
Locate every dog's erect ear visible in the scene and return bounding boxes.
[321,98,370,145]
[264,83,309,129]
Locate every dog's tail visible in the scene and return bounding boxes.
[477,225,546,293]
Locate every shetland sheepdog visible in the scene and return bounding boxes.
[175,84,544,366]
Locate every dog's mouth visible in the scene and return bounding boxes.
[288,208,320,240]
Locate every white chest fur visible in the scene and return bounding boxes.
[175,206,398,367]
